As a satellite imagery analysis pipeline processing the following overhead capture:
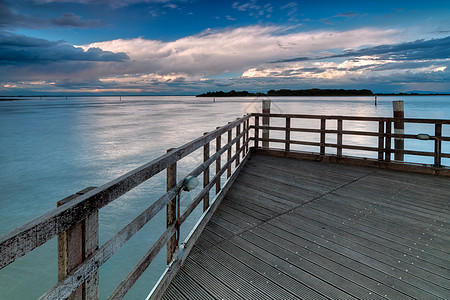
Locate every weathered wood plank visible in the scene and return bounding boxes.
[164,268,213,299]
[285,204,450,273]
[182,257,246,300]
[201,242,307,300]
[314,194,450,241]
[238,231,384,300]
[187,251,272,300]
[214,240,327,299]
[230,235,359,300]
[257,223,419,299]
[263,220,444,299]
[250,225,403,299]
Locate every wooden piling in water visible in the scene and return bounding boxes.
[393,101,404,161]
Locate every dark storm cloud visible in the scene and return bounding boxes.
[0,32,129,64]
[275,35,450,63]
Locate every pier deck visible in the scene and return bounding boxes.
[163,153,450,299]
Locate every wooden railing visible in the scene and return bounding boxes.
[252,113,450,174]
[1,110,449,300]
[0,114,251,300]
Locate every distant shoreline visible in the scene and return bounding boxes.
[196,89,450,97]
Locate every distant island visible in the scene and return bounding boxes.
[196,89,450,97]
[197,89,374,97]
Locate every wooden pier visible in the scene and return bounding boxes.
[1,108,449,300]
[163,153,450,299]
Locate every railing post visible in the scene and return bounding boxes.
[216,127,221,194]
[166,149,177,264]
[236,122,241,167]
[320,118,326,155]
[285,117,291,152]
[254,116,259,148]
[203,133,210,211]
[385,121,392,162]
[227,126,232,178]
[245,118,250,153]
[262,100,270,148]
[393,100,405,161]
[378,120,385,161]
[337,119,343,158]
[57,187,99,300]
[242,118,247,158]
[434,123,442,167]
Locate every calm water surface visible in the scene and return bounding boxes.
[0,95,449,299]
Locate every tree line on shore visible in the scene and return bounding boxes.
[197,88,374,97]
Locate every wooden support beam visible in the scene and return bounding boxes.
[166,149,177,264]
[285,117,291,152]
[227,126,232,178]
[245,119,250,154]
[254,116,259,148]
[320,118,326,155]
[378,120,385,161]
[236,123,241,167]
[216,128,221,195]
[434,123,442,167]
[262,100,270,148]
[385,121,392,162]
[203,133,210,211]
[337,119,343,158]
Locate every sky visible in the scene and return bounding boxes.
[1,0,449,95]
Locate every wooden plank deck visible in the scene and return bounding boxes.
[162,154,450,300]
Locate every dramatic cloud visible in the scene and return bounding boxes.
[0,32,129,64]
[242,34,450,89]
[335,36,450,61]
[2,23,449,94]
[83,26,400,79]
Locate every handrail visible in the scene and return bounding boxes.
[251,113,449,170]
[0,114,251,300]
[252,113,450,124]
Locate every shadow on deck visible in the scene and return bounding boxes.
[163,153,450,300]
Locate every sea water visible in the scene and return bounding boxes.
[0,95,449,299]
